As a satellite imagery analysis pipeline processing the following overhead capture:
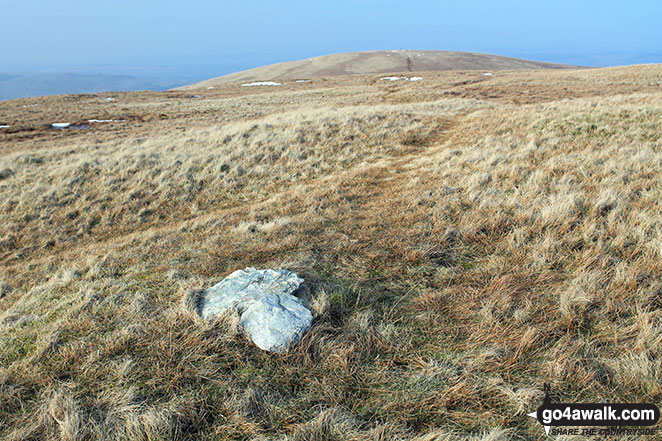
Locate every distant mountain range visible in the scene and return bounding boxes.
[0,73,183,101]
[179,50,577,89]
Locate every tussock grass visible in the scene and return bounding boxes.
[1,66,661,440]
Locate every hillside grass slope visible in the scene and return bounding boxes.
[0,65,661,440]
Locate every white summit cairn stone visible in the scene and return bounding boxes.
[198,267,313,352]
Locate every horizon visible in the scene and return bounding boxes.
[1,0,659,100]
[2,48,659,101]
[3,47,662,76]
[5,48,662,75]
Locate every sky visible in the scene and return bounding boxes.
[1,0,660,75]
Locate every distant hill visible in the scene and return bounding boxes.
[179,50,577,89]
[0,73,183,101]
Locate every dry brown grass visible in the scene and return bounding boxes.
[1,65,661,440]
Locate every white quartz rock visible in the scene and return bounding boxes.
[198,268,312,352]
[240,292,313,352]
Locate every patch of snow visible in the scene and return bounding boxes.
[295,79,312,83]
[483,72,493,76]
[241,81,282,87]
[380,76,422,82]
[51,122,89,130]
[23,104,39,108]
[207,86,215,89]
[0,125,10,129]
[105,97,115,101]
[88,119,126,123]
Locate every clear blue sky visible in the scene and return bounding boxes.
[2,0,660,73]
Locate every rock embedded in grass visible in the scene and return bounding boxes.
[198,268,312,353]
[0,168,14,180]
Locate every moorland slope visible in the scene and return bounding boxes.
[0,65,661,440]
